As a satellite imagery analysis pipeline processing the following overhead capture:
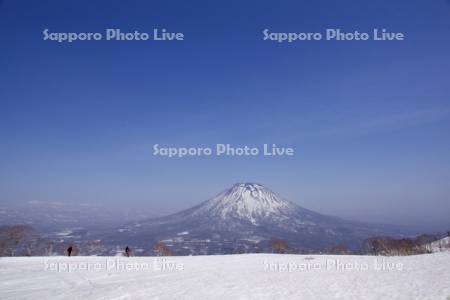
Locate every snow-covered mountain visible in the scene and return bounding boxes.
[191,183,298,224]
[0,201,155,232]
[107,183,410,255]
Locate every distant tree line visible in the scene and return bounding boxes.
[361,233,449,256]
[1,224,449,256]
[0,225,176,257]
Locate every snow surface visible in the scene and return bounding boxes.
[1,253,449,300]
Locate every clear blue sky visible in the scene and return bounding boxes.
[1,0,449,231]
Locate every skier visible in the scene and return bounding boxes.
[67,246,73,257]
[125,246,131,257]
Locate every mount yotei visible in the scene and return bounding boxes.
[103,183,409,255]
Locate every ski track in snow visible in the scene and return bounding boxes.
[1,253,449,300]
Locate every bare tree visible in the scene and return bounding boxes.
[269,237,288,253]
[0,225,34,256]
[153,241,173,256]
[362,236,427,256]
[45,242,54,256]
[328,245,351,255]
[83,240,104,256]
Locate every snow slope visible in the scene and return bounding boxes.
[1,253,449,300]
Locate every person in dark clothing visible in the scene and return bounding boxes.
[125,246,131,257]
[67,246,73,257]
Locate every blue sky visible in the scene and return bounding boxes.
[1,0,449,231]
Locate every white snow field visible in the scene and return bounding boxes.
[1,253,449,300]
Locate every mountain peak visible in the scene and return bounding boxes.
[232,182,263,187]
[228,182,267,194]
[193,183,297,224]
